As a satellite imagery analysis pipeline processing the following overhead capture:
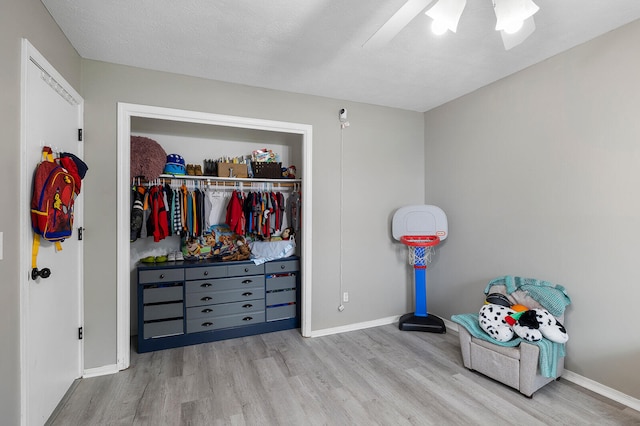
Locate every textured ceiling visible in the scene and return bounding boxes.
[42,0,640,112]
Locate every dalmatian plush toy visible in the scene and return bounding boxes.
[478,293,568,344]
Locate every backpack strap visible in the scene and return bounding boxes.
[43,146,54,163]
[31,234,40,270]
[31,234,63,270]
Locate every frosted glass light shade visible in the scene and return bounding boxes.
[425,0,467,34]
[500,16,536,50]
[493,0,539,32]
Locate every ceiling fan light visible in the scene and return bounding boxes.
[503,20,524,34]
[431,20,450,35]
[493,0,539,32]
[425,0,467,33]
[500,16,536,50]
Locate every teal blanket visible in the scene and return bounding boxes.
[451,313,565,378]
[485,275,571,317]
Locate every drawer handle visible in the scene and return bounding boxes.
[242,316,253,321]
[159,273,165,279]
[202,308,213,313]
[202,322,213,327]
[280,265,286,270]
[242,304,253,309]
[200,283,212,288]
[244,267,250,272]
[204,271,209,276]
[242,292,253,297]
[242,279,252,284]
[201,296,213,301]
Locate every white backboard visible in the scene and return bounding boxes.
[392,205,448,241]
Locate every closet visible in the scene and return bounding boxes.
[123,110,310,354]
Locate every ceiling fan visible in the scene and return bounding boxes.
[363,0,540,50]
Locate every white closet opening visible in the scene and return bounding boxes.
[116,103,313,370]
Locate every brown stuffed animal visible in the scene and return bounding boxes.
[222,240,251,261]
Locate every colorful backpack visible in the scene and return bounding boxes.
[30,147,78,278]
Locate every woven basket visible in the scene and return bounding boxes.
[251,162,282,179]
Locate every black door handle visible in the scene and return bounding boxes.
[31,267,51,280]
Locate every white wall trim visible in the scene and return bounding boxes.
[116,103,313,370]
[82,364,119,379]
[310,315,401,338]
[442,317,458,332]
[443,318,640,412]
[19,36,32,426]
[561,370,640,413]
[116,104,131,371]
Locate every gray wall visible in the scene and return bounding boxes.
[425,20,640,399]
[0,0,82,423]
[80,59,425,368]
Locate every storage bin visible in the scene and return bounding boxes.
[217,162,248,178]
[251,162,282,178]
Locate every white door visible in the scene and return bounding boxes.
[20,40,84,426]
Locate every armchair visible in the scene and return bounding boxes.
[453,276,570,397]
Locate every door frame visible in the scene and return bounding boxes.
[19,39,84,425]
[116,103,313,369]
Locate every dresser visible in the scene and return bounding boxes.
[137,257,299,353]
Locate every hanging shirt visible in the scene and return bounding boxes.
[288,190,301,233]
[173,188,182,235]
[130,185,145,242]
[226,190,245,235]
[148,185,169,242]
[181,185,189,235]
[206,189,230,229]
[164,183,173,235]
[277,191,285,231]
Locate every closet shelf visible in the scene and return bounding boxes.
[157,174,301,184]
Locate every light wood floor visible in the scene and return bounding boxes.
[48,324,640,425]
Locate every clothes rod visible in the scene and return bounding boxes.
[157,174,301,184]
[133,175,301,190]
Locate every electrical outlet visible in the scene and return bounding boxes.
[343,292,349,303]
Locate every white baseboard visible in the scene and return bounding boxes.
[310,315,400,337]
[83,364,119,378]
[443,317,458,332]
[444,317,640,412]
[561,370,640,412]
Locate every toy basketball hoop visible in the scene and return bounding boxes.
[392,205,448,334]
[400,235,440,268]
